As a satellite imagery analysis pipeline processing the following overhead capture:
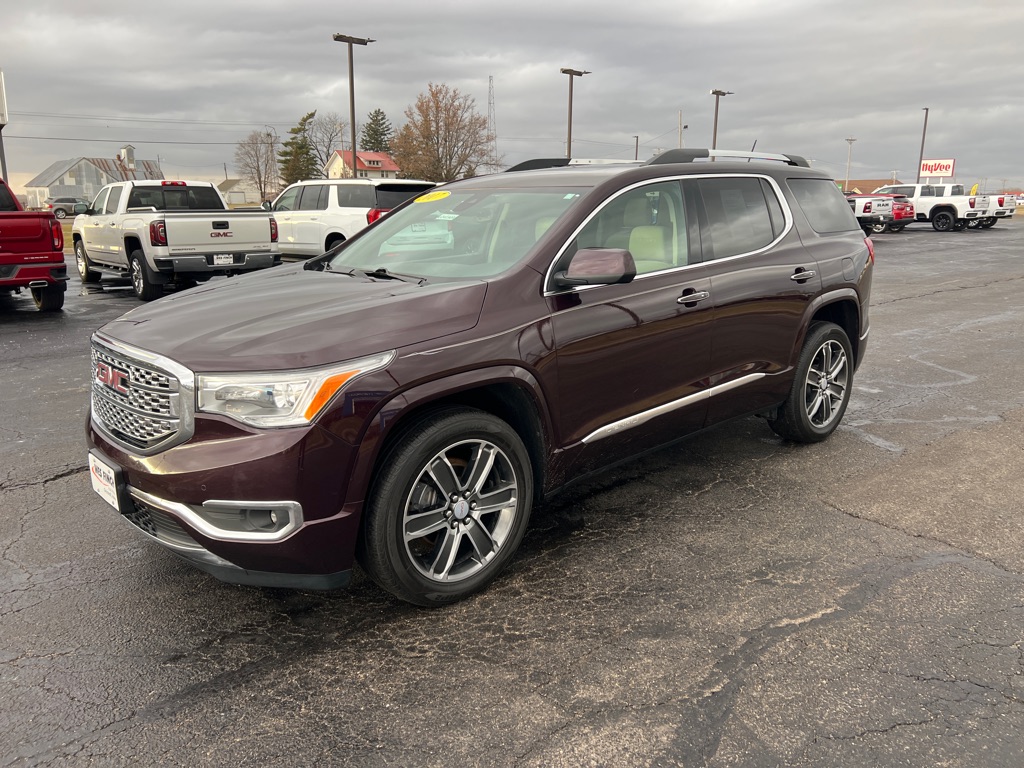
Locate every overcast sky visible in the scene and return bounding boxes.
[3,0,1023,193]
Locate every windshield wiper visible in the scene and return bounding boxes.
[363,268,428,285]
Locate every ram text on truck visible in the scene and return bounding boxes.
[72,180,280,300]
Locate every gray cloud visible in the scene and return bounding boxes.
[3,0,1022,190]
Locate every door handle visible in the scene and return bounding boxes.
[677,290,710,305]
[790,270,816,282]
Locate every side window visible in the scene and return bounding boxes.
[104,186,123,215]
[335,185,375,208]
[787,178,860,235]
[571,181,689,275]
[697,177,776,259]
[297,185,326,211]
[274,186,300,212]
[920,186,935,197]
[91,189,110,214]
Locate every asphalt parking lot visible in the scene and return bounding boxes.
[3,220,1023,767]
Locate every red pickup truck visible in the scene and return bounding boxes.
[0,177,68,310]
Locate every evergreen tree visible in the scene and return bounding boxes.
[360,108,394,153]
[278,111,320,185]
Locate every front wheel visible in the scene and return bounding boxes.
[768,322,853,443]
[980,218,997,229]
[952,220,968,231]
[75,240,101,283]
[31,284,65,311]
[931,211,955,232]
[360,408,534,606]
[129,250,163,301]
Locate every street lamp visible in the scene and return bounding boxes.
[915,107,929,184]
[633,135,639,161]
[844,137,856,192]
[560,67,590,159]
[332,33,376,179]
[709,89,733,150]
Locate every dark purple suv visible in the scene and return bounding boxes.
[87,149,873,606]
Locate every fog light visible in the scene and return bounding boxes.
[245,508,286,531]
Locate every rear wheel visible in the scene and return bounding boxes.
[870,222,889,234]
[768,322,853,443]
[31,284,65,311]
[888,224,905,233]
[360,408,534,606]
[129,250,163,301]
[952,220,968,231]
[325,235,345,254]
[980,218,997,229]
[54,208,67,220]
[931,211,955,232]
[75,240,101,283]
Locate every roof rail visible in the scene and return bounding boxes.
[646,148,810,168]
[504,157,638,173]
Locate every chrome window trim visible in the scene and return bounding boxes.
[543,173,795,297]
[581,373,766,444]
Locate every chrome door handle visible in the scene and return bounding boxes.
[677,290,710,304]
[790,270,816,281]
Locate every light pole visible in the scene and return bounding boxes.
[678,111,689,148]
[915,107,929,184]
[709,89,733,150]
[560,67,590,159]
[633,135,639,161]
[844,137,856,192]
[332,33,375,179]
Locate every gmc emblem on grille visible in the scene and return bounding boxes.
[96,361,130,395]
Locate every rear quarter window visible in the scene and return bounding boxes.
[374,184,436,209]
[788,178,860,234]
[335,186,376,208]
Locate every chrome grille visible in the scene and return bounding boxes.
[90,341,189,453]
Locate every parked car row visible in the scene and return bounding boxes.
[870,183,1014,232]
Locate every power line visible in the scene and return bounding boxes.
[4,135,274,146]
[10,110,292,127]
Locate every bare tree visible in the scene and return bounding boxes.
[308,111,348,175]
[391,83,492,182]
[234,129,278,202]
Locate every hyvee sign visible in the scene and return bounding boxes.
[920,158,956,178]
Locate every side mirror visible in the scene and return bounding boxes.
[552,248,636,289]
[73,203,88,214]
[261,201,272,211]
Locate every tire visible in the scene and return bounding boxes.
[768,322,853,443]
[75,240,101,283]
[30,284,65,311]
[888,224,905,233]
[966,219,982,229]
[870,222,889,234]
[54,208,67,219]
[129,250,163,301]
[325,235,345,253]
[360,408,534,606]
[980,218,997,229]
[931,211,956,232]
[952,220,968,231]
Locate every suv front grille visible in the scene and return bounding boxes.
[91,342,189,453]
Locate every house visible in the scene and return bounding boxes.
[324,150,401,180]
[842,178,902,194]
[217,178,263,206]
[24,146,163,208]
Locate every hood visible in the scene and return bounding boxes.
[101,265,487,371]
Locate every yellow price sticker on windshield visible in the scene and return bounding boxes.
[414,190,451,203]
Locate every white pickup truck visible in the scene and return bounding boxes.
[872,183,989,232]
[72,180,280,300]
[970,192,1016,228]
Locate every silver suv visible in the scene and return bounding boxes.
[266,178,435,258]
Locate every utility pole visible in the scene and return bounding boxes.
[633,135,639,161]
[844,138,856,192]
[709,89,733,152]
[678,111,688,148]
[916,107,929,184]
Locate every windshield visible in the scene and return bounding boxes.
[325,187,584,279]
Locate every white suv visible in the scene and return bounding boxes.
[266,178,435,258]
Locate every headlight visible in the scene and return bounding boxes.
[196,351,394,427]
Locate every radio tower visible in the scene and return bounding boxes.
[487,75,499,172]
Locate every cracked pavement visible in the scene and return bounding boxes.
[2,224,1024,766]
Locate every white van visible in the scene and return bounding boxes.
[268,178,435,258]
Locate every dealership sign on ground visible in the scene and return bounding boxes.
[920,158,956,178]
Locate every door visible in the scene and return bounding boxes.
[98,185,126,264]
[294,184,329,254]
[81,187,111,262]
[691,176,823,425]
[548,180,714,474]
[271,186,301,255]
